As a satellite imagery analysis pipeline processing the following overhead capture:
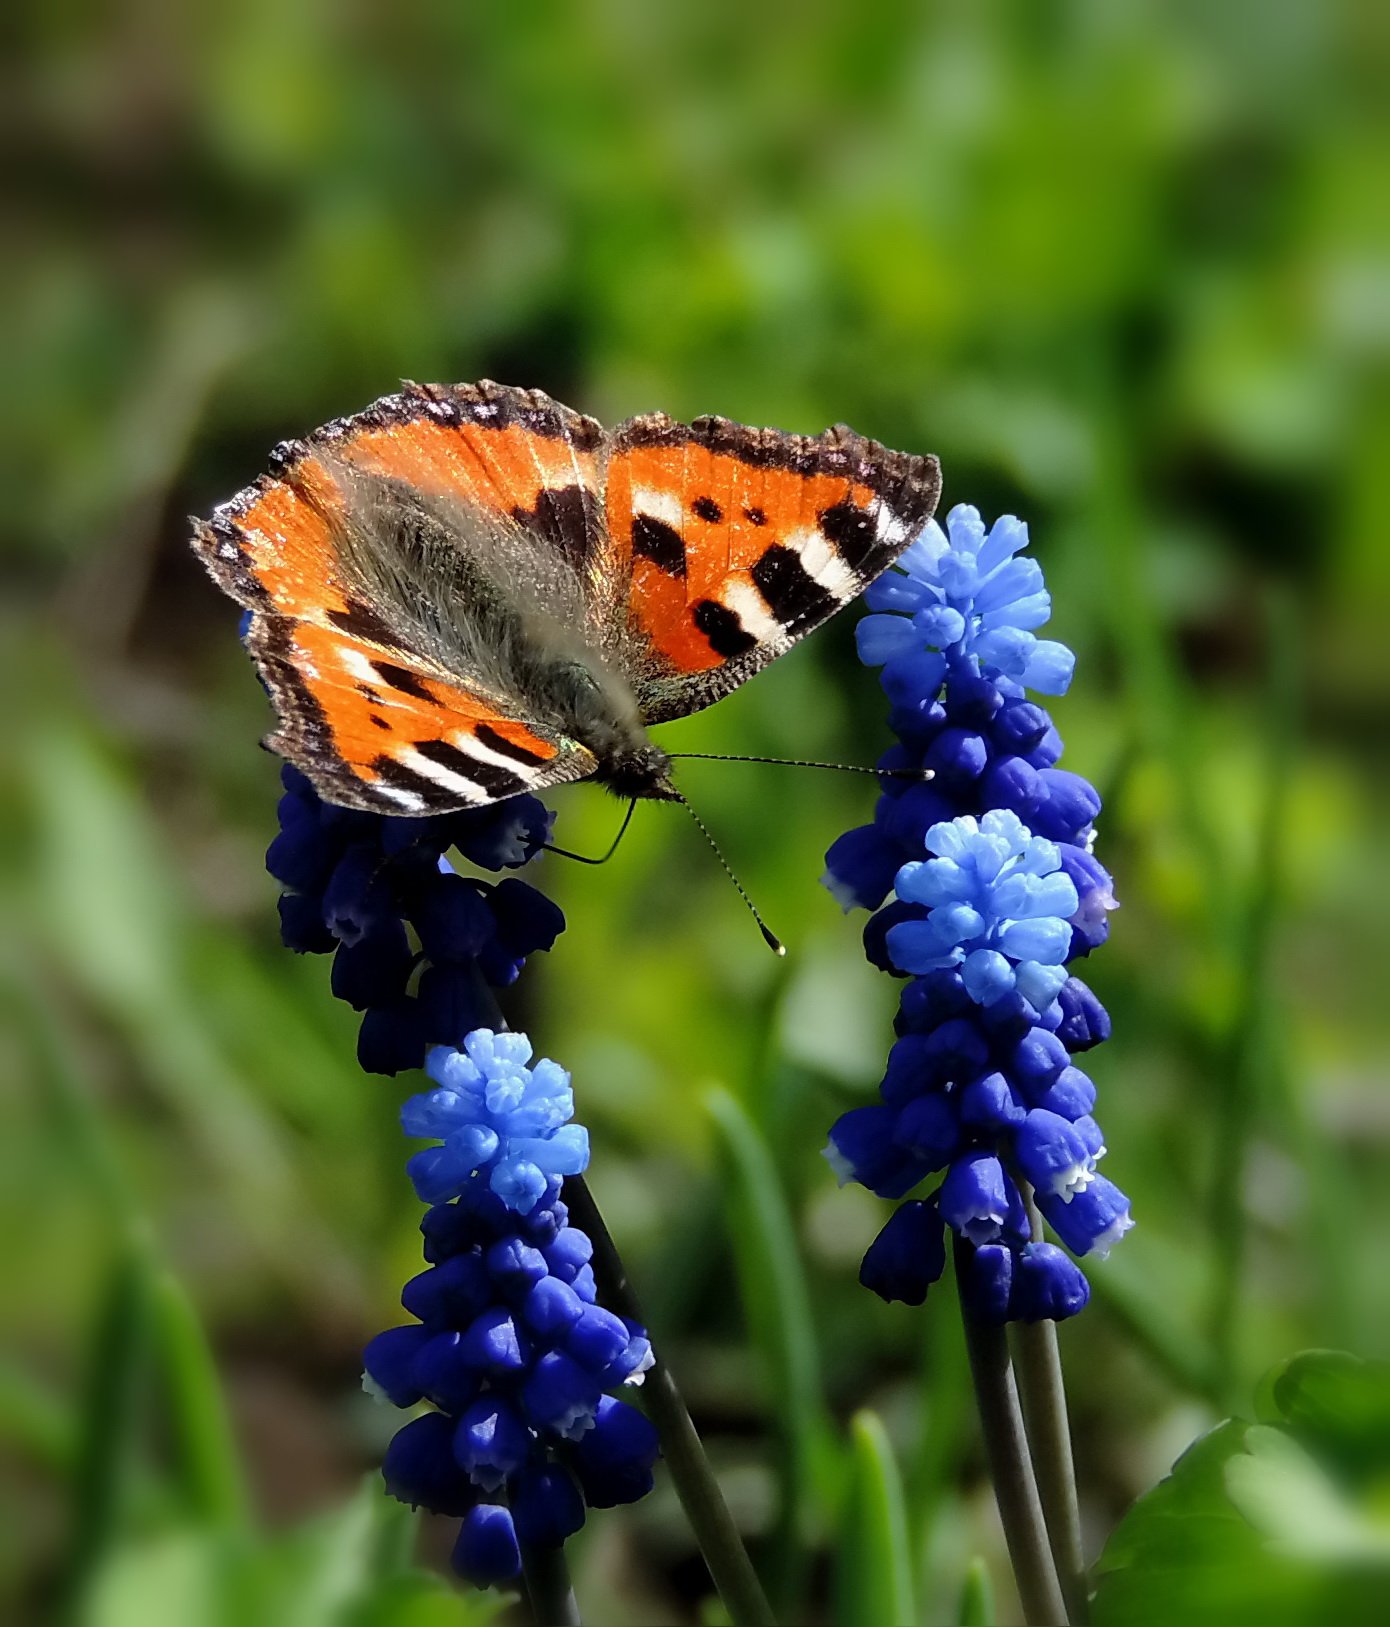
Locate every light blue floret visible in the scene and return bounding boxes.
[403,1028,589,1213]
[857,504,1075,694]
[888,811,1079,1010]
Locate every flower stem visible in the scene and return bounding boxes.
[953,1235,1068,1627]
[520,1539,582,1627]
[1011,1318,1087,1622]
[566,1176,776,1627]
[1012,1193,1088,1622]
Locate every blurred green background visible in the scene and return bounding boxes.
[3,2,1387,1623]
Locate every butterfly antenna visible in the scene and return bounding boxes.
[671,790,786,957]
[544,797,638,865]
[667,752,933,783]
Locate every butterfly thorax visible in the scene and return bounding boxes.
[533,657,677,801]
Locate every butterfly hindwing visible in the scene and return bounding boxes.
[603,413,941,724]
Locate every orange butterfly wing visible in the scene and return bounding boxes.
[602,413,940,723]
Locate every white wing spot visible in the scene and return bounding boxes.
[338,646,382,685]
[874,501,909,546]
[373,781,427,812]
[724,580,789,648]
[785,525,856,596]
[632,486,685,529]
[453,731,536,775]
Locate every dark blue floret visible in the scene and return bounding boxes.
[1054,977,1111,1051]
[570,1394,660,1508]
[363,1325,431,1407]
[382,1411,475,1517]
[410,1331,482,1414]
[863,900,928,975]
[822,825,900,913]
[511,1462,587,1548]
[452,1504,520,1587]
[1010,1243,1091,1322]
[263,765,565,1074]
[962,1243,1014,1324]
[356,1000,430,1077]
[859,1200,947,1305]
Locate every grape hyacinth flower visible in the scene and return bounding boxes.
[822,505,1130,1322]
[263,773,663,1591]
[366,1055,658,1585]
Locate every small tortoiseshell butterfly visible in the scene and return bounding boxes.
[192,381,941,814]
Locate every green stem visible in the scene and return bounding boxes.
[1011,1193,1088,1622]
[520,1538,582,1627]
[465,963,771,1625]
[1011,1319,1086,1622]
[566,1177,776,1627]
[953,1235,1068,1627]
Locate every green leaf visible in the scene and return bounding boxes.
[1256,1350,1390,1481]
[1092,1351,1390,1626]
[1224,1426,1390,1564]
[835,1410,915,1627]
[66,1234,158,1612]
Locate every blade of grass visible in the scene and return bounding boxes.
[836,1411,915,1627]
[706,1084,833,1617]
[957,1557,995,1627]
[149,1265,251,1532]
[62,1230,157,1617]
[1207,583,1298,1398]
[0,1357,75,1474]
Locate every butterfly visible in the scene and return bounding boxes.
[191,380,941,815]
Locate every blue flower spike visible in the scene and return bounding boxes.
[262,768,658,1590]
[823,505,1130,1322]
[364,1031,657,1588]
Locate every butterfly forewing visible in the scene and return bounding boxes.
[603,413,941,724]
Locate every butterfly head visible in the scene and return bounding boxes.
[591,741,680,803]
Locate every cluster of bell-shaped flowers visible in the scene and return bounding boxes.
[823,506,1130,1321]
[365,1031,658,1586]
